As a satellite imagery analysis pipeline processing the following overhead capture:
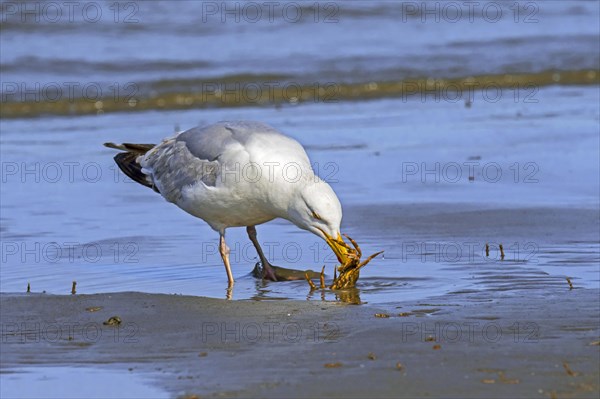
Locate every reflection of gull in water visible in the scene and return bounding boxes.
[104,121,351,288]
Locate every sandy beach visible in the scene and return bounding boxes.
[2,287,598,398]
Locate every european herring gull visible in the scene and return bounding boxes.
[104,121,351,287]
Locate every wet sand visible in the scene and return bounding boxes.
[1,287,599,398]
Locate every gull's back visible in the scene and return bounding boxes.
[177,121,299,160]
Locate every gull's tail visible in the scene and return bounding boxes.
[103,142,159,192]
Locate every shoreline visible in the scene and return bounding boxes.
[2,69,598,119]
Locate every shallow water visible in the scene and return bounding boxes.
[2,1,598,84]
[1,0,599,303]
[1,85,598,303]
[0,366,168,399]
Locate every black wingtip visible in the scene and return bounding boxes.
[114,152,157,192]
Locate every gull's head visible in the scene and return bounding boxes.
[287,179,351,264]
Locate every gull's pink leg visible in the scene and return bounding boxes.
[219,233,234,286]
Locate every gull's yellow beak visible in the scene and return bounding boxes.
[324,232,351,264]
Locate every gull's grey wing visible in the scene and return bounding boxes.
[141,121,282,203]
[141,137,220,203]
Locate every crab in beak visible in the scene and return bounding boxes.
[308,234,384,290]
[324,232,355,264]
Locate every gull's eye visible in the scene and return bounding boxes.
[311,210,322,220]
